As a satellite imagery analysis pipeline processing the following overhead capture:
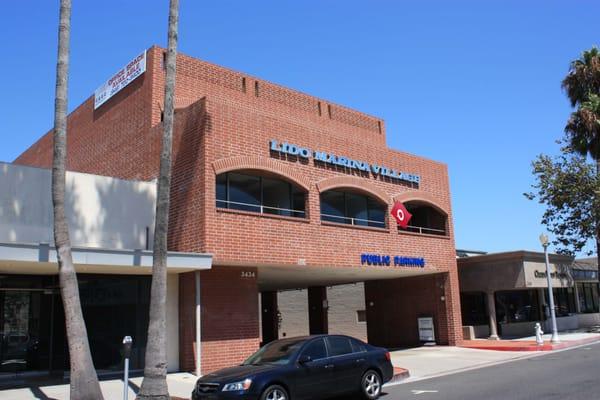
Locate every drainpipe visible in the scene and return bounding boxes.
[195,270,202,376]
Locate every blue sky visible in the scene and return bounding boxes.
[1,1,597,256]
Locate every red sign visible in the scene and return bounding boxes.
[391,202,412,228]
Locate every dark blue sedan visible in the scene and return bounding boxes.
[192,335,394,400]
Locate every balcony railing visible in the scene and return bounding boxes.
[216,199,306,218]
[403,225,447,236]
[321,213,386,229]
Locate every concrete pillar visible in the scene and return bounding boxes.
[573,284,582,313]
[261,291,279,344]
[308,286,328,334]
[538,288,548,320]
[538,288,555,332]
[486,291,499,340]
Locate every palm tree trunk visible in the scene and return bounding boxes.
[592,155,600,280]
[138,1,179,399]
[52,1,104,399]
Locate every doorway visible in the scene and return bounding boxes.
[0,282,64,382]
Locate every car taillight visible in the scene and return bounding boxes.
[384,351,391,361]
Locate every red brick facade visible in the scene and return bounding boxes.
[15,46,463,373]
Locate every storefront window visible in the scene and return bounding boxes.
[320,190,386,228]
[216,172,306,218]
[460,292,487,325]
[0,274,152,377]
[577,282,600,313]
[538,288,576,317]
[495,290,540,323]
[79,274,151,371]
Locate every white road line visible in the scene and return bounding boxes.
[412,389,439,395]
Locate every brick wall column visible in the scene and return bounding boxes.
[441,268,464,345]
[308,286,328,334]
[261,291,279,344]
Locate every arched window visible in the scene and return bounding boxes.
[403,202,447,236]
[320,189,386,228]
[216,171,306,218]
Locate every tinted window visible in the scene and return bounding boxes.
[263,177,291,215]
[216,174,227,207]
[327,337,353,356]
[350,339,367,353]
[320,190,386,228]
[346,193,369,226]
[227,172,261,212]
[404,203,447,236]
[216,172,306,217]
[300,338,327,361]
[367,198,385,228]
[292,189,306,218]
[320,191,345,222]
[243,338,305,366]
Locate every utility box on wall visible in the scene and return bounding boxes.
[418,316,436,343]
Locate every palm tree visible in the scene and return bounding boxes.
[562,47,600,275]
[51,1,105,399]
[562,47,600,108]
[564,94,600,162]
[137,0,179,399]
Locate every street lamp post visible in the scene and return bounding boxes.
[539,234,560,344]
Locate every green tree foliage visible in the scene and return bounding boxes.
[527,47,600,258]
[526,145,599,255]
[564,93,600,159]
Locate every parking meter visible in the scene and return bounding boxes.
[122,336,133,400]
[123,336,133,359]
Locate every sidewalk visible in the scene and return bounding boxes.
[389,346,537,383]
[388,331,600,384]
[0,373,197,400]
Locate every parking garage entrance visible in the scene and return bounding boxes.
[257,264,457,350]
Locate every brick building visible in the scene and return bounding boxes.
[13,46,463,375]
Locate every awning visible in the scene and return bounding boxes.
[0,242,212,275]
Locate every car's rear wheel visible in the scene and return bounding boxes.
[261,384,289,400]
[361,370,382,399]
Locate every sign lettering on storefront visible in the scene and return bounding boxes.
[533,270,569,280]
[522,261,572,288]
[270,140,421,185]
[94,52,147,109]
[360,253,425,268]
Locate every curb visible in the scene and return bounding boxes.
[388,367,410,384]
[460,336,600,352]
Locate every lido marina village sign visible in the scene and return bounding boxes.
[270,140,421,185]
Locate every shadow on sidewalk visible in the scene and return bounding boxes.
[29,386,58,400]
[127,378,140,395]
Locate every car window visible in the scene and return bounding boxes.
[350,338,367,353]
[326,336,353,356]
[300,338,327,361]
[243,338,305,366]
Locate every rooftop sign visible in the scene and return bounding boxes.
[94,51,146,109]
[270,140,420,185]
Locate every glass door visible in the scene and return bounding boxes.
[0,289,57,378]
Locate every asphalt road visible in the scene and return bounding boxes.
[380,342,600,400]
